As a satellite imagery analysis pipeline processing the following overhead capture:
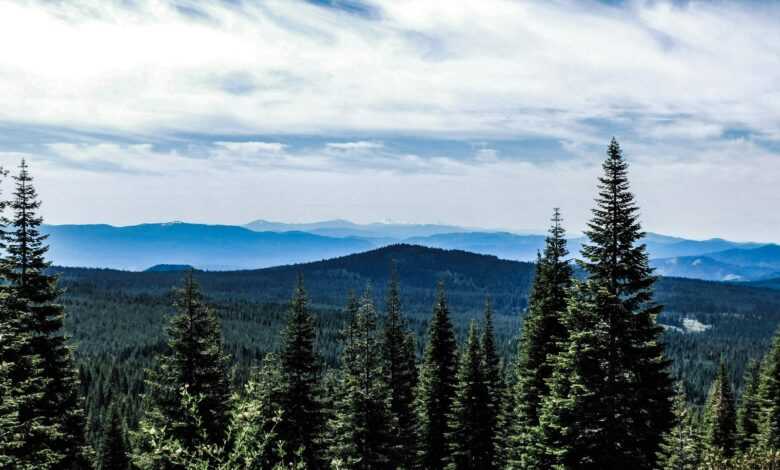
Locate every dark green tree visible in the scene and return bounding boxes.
[737,360,761,452]
[657,382,702,470]
[509,208,572,468]
[329,291,393,469]
[758,327,780,450]
[98,404,130,470]
[277,276,324,468]
[539,139,674,469]
[479,299,503,469]
[2,160,88,468]
[704,360,737,458]
[448,321,490,470]
[417,282,458,469]
[381,268,418,468]
[137,272,231,468]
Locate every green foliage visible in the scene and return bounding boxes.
[479,300,503,469]
[737,359,762,451]
[704,360,738,458]
[417,283,458,469]
[657,383,702,470]
[99,404,131,470]
[509,208,572,468]
[758,326,780,450]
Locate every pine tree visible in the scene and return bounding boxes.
[538,139,674,469]
[277,276,324,468]
[509,208,572,468]
[98,404,130,470]
[381,268,418,468]
[2,160,89,468]
[479,298,503,469]
[657,383,702,470]
[737,359,761,452]
[329,291,393,469]
[758,327,780,450]
[704,360,737,458]
[417,282,458,469]
[448,321,490,470]
[137,271,231,468]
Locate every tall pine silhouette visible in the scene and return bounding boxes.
[737,359,762,452]
[758,327,780,450]
[539,139,673,469]
[509,208,572,468]
[479,299,503,469]
[656,383,702,470]
[98,404,130,470]
[2,160,88,468]
[417,282,458,469]
[703,360,737,458]
[381,268,418,467]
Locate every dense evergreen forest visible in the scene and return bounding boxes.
[4,140,780,468]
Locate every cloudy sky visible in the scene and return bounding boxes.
[1,0,779,241]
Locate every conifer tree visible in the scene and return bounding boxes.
[758,327,780,450]
[417,282,458,469]
[329,291,393,469]
[381,268,418,468]
[704,361,737,458]
[657,383,702,470]
[737,360,762,452]
[479,299,503,469]
[448,321,490,470]
[99,404,130,470]
[137,272,231,467]
[509,208,572,468]
[538,139,673,469]
[277,276,324,468]
[2,160,89,468]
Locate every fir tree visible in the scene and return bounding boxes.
[329,291,393,469]
[448,321,490,470]
[737,359,761,452]
[704,360,737,458]
[98,404,130,470]
[2,160,88,468]
[539,139,674,469]
[509,208,572,468]
[417,282,458,469]
[657,383,702,470]
[137,272,231,468]
[277,276,323,468]
[381,268,418,468]
[479,298,503,469]
[758,327,780,450]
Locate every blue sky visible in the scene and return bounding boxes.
[1,0,779,241]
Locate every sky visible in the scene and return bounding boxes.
[1,0,779,241]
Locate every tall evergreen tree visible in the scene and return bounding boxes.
[137,272,231,468]
[737,359,762,452]
[479,298,503,469]
[2,160,89,468]
[417,282,458,469]
[758,327,780,450]
[704,361,737,458]
[277,276,324,468]
[448,321,490,470]
[657,383,702,470]
[539,139,674,469]
[509,208,572,468]
[329,291,393,469]
[381,268,418,468]
[98,404,130,470]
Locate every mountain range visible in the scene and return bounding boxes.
[40,219,780,281]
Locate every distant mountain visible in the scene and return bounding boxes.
[404,232,546,261]
[145,264,195,272]
[245,219,483,239]
[651,256,777,282]
[42,222,374,271]
[704,244,780,270]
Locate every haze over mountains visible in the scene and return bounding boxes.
[40,218,780,282]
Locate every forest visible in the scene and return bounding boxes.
[4,139,780,469]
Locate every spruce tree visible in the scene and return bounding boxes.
[479,299,503,469]
[277,276,323,468]
[758,327,780,450]
[381,268,418,468]
[509,208,572,468]
[2,160,89,468]
[138,271,231,467]
[737,359,761,452]
[657,383,702,470]
[539,139,674,469]
[329,291,393,469]
[98,404,130,470]
[417,282,458,469]
[448,321,490,470]
[704,360,737,458]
